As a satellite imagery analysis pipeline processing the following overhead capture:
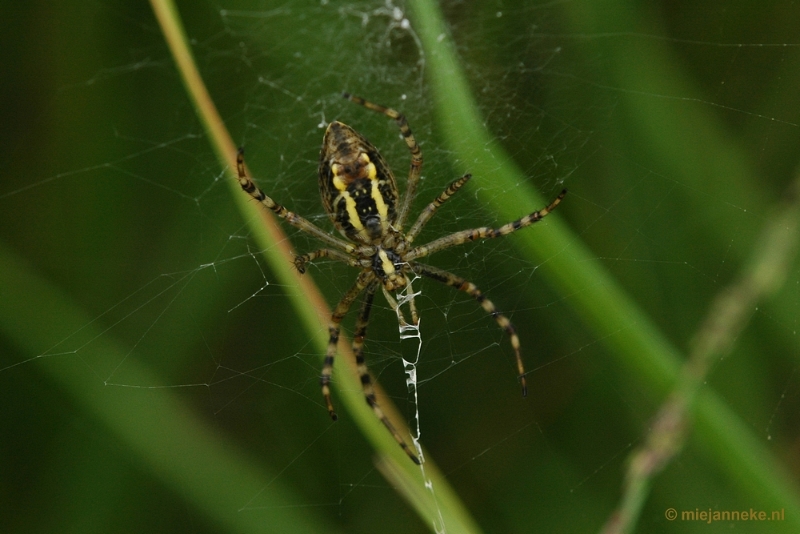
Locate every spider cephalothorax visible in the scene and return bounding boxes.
[237,93,566,464]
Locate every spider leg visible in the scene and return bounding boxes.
[343,93,422,229]
[237,148,372,256]
[381,282,420,330]
[411,262,529,397]
[405,174,472,244]
[321,271,374,420]
[294,248,366,274]
[355,282,420,464]
[407,189,567,261]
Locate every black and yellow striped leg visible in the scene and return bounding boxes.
[321,271,375,421]
[407,189,567,262]
[294,248,364,274]
[406,174,472,244]
[342,93,423,228]
[411,262,529,397]
[353,282,420,464]
[236,148,362,255]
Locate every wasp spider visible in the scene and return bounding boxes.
[237,94,566,464]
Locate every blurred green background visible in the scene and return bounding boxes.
[2,1,800,532]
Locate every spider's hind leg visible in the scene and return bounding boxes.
[342,93,423,228]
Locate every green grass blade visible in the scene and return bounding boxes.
[149,1,482,531]
[407,0,800,526]
[0,241,336,534]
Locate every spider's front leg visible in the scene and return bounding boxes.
[353,282,421,464]
[411,262,529,396]
[321,271,373,420]
[320,271,420,464]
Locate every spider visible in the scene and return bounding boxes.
[236,93,566,464]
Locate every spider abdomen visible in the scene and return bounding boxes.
[319,121,398,244]
[333,179,385,240]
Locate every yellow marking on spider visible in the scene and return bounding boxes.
[376,249,396,276]
[342,191,367,239]
[370,178,389,232]
[359,153,377,180]
[332,173,347,192]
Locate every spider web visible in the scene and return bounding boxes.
[2,1,800,533]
